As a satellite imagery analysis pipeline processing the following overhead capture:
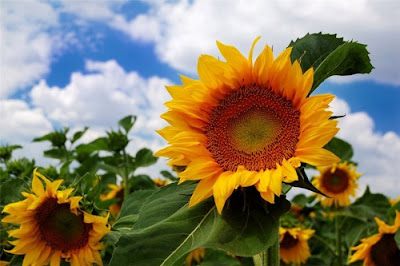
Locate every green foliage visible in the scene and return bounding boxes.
[118,115,137,134]
[289,32,373,94]
[110,183,290,265]
[134,148,158,168]
[324,137,354,162]
[33,127,69,147]
[0,145,22,162]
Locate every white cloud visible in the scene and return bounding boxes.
[0,0,59,97]
[112,0,400,85]
[330,98,400,197]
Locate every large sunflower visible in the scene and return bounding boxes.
[156,38,340,213]
[312,161,361,207]
[279,227,315,265]
[2,169,110,266]
[349,210,400,266]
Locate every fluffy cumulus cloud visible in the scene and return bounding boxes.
[30,59,170,151]
[330,98,400,197]
[112,0,400,85]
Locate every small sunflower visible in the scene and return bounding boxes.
[279,227,315,265]
[156,38,340,213]
[153,178,170,187]
[2,169,110,266]
[185,248,205,265]
[100,184,124,217]
[349,210,400,266]
[312,161,361,207]
[389,196,400,207]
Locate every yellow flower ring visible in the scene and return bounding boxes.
[2,169,110,266]
[349,211,400,266]
[279,227,315,264]
[313,161,361,207]
[156,37,340,213]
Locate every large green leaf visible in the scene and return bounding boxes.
[289,33,345,73]
[113,189,155,231]
[75,137,109,154]
[289,33,373,94]
[350,186,390,219]
[110,182,289,265]
[323,137,354,162]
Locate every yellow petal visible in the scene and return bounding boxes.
[281,159,298,183]
[50,250,61,266]
[31,174,44,196]
[269,164,283,196]
[212,171,237,214]
[179,157,222,182]
[189,175,219,208]
[253,45,274,86]
[296,148,340,166]
[248,36,261,67]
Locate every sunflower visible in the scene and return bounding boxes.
[155,37,340,213]
[153,178,170,187]
[349,210,400,266]
[312,161,361,207]
[100,184,124,217]
[389,196,400,207]
[279,227,315,265]
[185,248,205,265]
[2,169,110,266]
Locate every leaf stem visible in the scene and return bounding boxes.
[313,234,336,256]
[253,221,280,266]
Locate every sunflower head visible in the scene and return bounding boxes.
[312,161,361,207]
[185,248,205,266]
[156,37,340,213]
[2,169,110,266]
[279,227,315,264]
[100,184,124,217]
[153,178,170,187]
[349,210,400,266]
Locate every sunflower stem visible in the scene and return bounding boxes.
[335,214,343,265]
[122,149,130,201]
[253,222,280,266]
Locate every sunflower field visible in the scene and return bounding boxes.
[1,33,399,266]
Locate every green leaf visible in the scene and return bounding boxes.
[118,115,137,134]
[110,183,289,265]
[33,127,69,147]
[312,42,373,91]
[43,148,69,160]
[351,186,390,219]
[129,174,156,191]
[291,194,308,207]
[289,33,345,73]
[75,137,109,154]
[71,127,88,144]
[289,33,373,94]
[134,148,158,168]
[288,168,328,197]
[160,170,178,181]
[0,177,28,206]
[113,190,156,230]
[323,137,354,162]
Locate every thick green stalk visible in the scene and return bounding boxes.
[335,214,343,265]
[122,149,130,201]
[253,221,280,266]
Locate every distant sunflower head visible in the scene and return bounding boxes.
[279,227,315,264]
[100,184,124,217]
[153,178,170,187]
[185,248,205,266]
[349,211,400,266]
[156,37,340,213]
[2,169,110,266]
[312,161,361,207]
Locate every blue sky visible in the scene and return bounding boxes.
[1,0,399,197]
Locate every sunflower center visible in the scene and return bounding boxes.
[280,232,299,249]
[206,84,300,171]
[370,234,400,266]
[35,197,92,252]
[321,168,349,194]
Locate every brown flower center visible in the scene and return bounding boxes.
[280,232,299,249]
[35,197,91,252]
[206,85,300,171]
[370,234,400,266]
[321,168,349,194]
